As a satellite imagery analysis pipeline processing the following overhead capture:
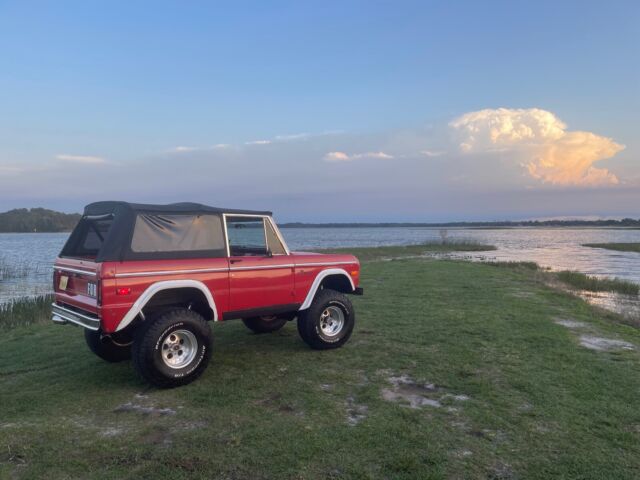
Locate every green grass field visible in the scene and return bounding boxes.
[2,246,640,479]
[583,243,640,253]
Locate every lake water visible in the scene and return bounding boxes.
[1,228,639,305]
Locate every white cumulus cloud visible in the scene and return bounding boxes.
[55,154,106,164]
[449,108,624,186]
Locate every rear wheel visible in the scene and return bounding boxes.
[297,289,355,350]
[84,329,131,363]
[132,309,212,388]
[242,315,288,334]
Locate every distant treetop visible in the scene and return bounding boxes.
[0,208,81,233]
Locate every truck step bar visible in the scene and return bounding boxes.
[51,303,100,331]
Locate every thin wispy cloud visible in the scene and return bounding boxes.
[323,151,394,162]
[245,139,272,145]
[421,150,446,157]
[275,131,343,142]
[0,166,25,175]
[55,154,106,164]
[171,144,232,153]
[275,133,310,141]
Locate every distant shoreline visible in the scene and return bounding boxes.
[0,207,638,232]
[1,224,640,234]
[279,223,640,230]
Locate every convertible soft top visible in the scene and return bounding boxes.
[61,201,273,262]
[84,201,272,217]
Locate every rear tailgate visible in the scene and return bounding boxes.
[53,259,101,317]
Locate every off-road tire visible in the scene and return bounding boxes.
[242,315,288,333]
[84,329,131,363]
[132,309,212,388]
[297,289,355,350]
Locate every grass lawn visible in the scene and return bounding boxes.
[583,243,640,254]
[2,247,640,479]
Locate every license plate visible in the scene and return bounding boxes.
[59,275,69,290]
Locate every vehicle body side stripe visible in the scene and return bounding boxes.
[113,261,356,278]
[115,267,228,278]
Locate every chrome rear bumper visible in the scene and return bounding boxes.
[51,303,100,331]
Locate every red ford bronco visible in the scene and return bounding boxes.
[52,202,362,387]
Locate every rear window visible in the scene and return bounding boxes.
[60,216,114,259]
[131,214,225,254]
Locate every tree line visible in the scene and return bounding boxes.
[0,208,81,233]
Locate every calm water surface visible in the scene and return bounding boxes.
[1,228,639,304]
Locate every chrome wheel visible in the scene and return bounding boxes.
[161,329,198,369]
[319,306,344,337]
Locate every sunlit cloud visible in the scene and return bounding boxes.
[245,139,272,145]
[449,108,624,186]
[55,154,106,164]
[323,151,394,162]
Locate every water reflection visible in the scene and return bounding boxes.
[578,290,640,322]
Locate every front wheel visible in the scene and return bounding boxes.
[297,289,355,350]
[132,309,212,388]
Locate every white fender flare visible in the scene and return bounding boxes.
[115,280,218,332]
[299,268,355,310]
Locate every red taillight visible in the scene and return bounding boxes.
[116,287,131,296]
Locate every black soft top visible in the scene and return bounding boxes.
[84,201,272,217]
[61,201,273,262]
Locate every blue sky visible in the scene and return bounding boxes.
[0,0,638,221]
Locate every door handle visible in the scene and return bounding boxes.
[230,259,242,264]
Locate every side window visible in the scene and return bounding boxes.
[265,219,287,255]
[226,216,268,256]
[131,214,225,255]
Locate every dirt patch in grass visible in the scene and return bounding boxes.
[113,402,176,416]
[345,395,368,426]
[553,318,587,329]
[381,375,471,410]
[382,375,443,408]
[553,316,636,351]
[579,335,635,352]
